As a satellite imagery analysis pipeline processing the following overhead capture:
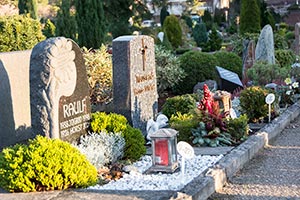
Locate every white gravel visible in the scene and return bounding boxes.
[88,154,223,191]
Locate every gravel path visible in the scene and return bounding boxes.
[209,117,300,200]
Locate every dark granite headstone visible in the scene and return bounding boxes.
[216,66,243,93]
[30,37,91,143]
[112,35,158,134]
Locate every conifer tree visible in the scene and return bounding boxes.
[163,15,182,49]
[43,19,56,38]
[203,26,222,52]
[193,22,208,47]
[55,0,77,40]
[160,6,169,26]
[240,0,261,34]
[75,0,106,48]
[18,0,37,19]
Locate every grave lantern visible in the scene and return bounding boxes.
[148,128,178,173]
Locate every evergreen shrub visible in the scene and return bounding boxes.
[247,61,289,85]
[161,94,199,119]
[163,15,182,49]
[239,86,269,123]
[226,114,249,142]
[213,51,242,78]
[0,136,97,192]
[275,49,296,68]
[83,45,113,105]
[0,15,45,52]
[169,112,199,142]
[155,45,186,95]
[175,51,218,94]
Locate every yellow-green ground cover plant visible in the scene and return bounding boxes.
[0,136,98,192]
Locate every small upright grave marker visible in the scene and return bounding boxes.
[177,141,194,181]
[30,37,91,143]
[112,35,158,133]
[265,93,275,123]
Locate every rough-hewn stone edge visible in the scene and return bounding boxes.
[197,100,300,199]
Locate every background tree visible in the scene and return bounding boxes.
[193,22,207,47]
[163,15,182,49]
[240,0,261,34]
[75,0,106,48]
[203,26,222,52]
[43,18,56,38]
[260,0,275,29]
[55,0,76,40]
[18,0,37,19]
[103,0,133,38]
[160,5,169,26]
[202,9,213,30]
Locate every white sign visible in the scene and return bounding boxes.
[177,141,194,159]
[265,93,275,104]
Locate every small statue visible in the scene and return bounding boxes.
[146,114,168,141]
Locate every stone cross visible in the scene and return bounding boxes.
[30,37,91,143]
[112,35,158,134]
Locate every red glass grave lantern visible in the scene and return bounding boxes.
[148,128,178,173]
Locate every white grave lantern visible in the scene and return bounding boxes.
[148,128,178,173]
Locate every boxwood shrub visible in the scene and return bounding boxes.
[0,136,98,192]
[213,51,242,78]
[174,51,218,94]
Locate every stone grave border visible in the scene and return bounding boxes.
[1,101,299,199]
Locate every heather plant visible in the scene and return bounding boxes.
[82,45,113,105]
[75,132,125,169]
[155,45,186,95]
[0,136,97,192]
[0,15,45,52]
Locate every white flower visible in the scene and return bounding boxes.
[292,82,299,88]
[285,78,292,85]
[286,90,292,95]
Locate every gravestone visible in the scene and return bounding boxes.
[242,40,255,86]
[30,37,91,143]
[216,66,243,93]
[255,24,275,64]
[295,23,300,55]
[113,35,158,134]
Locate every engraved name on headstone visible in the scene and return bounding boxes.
[112,35,158,134]
[30,37,91,143]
